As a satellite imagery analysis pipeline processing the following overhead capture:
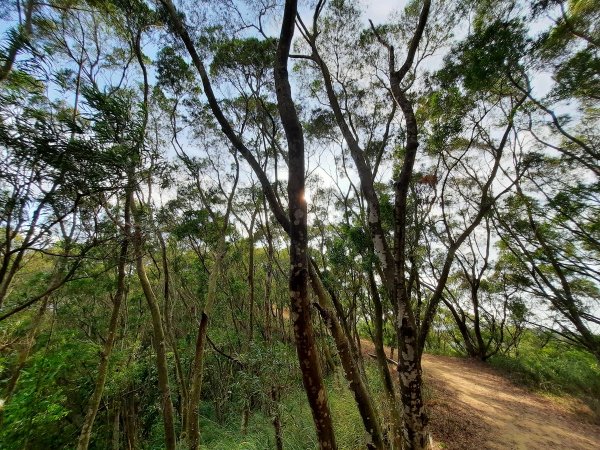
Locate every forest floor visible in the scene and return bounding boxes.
[359,340,600,450]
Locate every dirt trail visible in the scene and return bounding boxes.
[422,354,600,449]
[359,341,600,449]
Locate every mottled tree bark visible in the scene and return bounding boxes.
[160,1,382,445]
[392,80,431,450]
[397,322,429,449]
[309,262,384,449]
[275,1,336,448]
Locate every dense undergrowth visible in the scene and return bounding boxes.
[197,363,385,450]
[180,333,600,448]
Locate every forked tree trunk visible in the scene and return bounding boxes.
[159,0,379,445]
[388,2,432,444]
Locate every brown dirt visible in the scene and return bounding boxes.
[359,340,600,449]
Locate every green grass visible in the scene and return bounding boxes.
[489,333,600,416]
[150,332,600,449]
[195,363,386,450]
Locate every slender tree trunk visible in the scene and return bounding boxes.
[240,212,257,435]
[309,262,384,449]
[77,278,127,448]
[77,193,131,450]
[443,298,478,358]
[124,393,138,450]
[263,212,284,449]
[157,228,189,429]
[247,212,257,341]
[369,270,403,448]
[132,202,177,450]
[3,296,46,400]
[271,386,284,450]
[240,406,249,435]
[320,319,336,375]
[262,199,275,340]
[187,311,209,447]
[471,287,488,359]
[264,226,273,340]
[275,2,336,447]
[173,342,188,433]
[187,245,226,449]
[112,405,120,450]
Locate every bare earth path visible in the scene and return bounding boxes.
[421,354,600,450]
[358,340,600,449]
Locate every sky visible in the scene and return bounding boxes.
[1,1,597,332]
[358,0,400,24]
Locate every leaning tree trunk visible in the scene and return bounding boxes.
[369,269,403,448]
[309,262,385,449]
[132,203,177,450]
[2,229,72,403]
[3,297,48,403]
[157,226,189,429]
[186,244,226,450]
[77,214,131,449]
[443,298,479,358]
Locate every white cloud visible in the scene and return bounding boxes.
[359,0,403,24]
